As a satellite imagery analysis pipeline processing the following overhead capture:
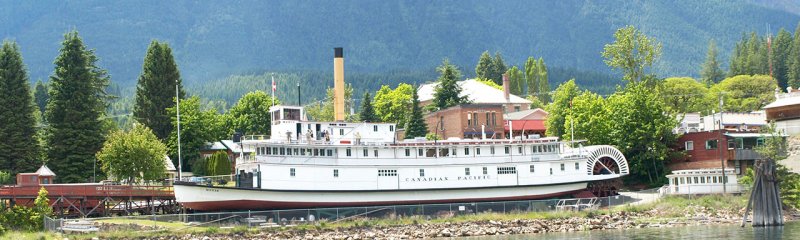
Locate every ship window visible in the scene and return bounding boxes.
[266,147,271,155]
[419,169,425,177]
[713,176,718,183]
[328,149,333,156]
[694,177,699,184]
[286,148,292,156]
[560,163,565,171]
[575,162,580,170]
[476,147,481,155]
[418,148,423,156]
[504,146,510,154]
[405,148,410,157]
[452,148,457,156]
[483,167,488,175]
[301,149,306,156]
[701,177,706,184]
[490,147,495,155]
[340,129,344,135]
[497,167,517,174]
[465,168,470,176]
[334,169,339,178]
[294,148,299,155]
[374,125,378,132]
[374,149,378,157]
[313,149,318,156]
[290,168,296,177]
[680,177,685,184]
[346,148,352,157]
[465,148,470,155]
[426,148,436,157]
[518,146,523,154]
[529,165,535,173]
[439,148,449,157]
[550,168,553,175]
[378,169,397,176]
[390,125,394,131]
[280,148,285,155]
[363,149,368,157]
[273,147,278,155]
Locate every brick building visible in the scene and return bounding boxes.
[417,79,531,113]
[504,108,548,138]
[424,104,506,139]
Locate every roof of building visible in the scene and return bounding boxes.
[35,165,55,176]
[203,141,228,151]
[763,93,800,109]
[417,79,531,105]
[703,112,766,126]
[220,140,243,154]
[504,120,546,131]
[164,155,177,172]
[504,108,548,120]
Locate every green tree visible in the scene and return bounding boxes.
[536,58,551,103]
[373,84,413,127]
[167,96,225,173]
[305,84,354,121]
[563,91,610,144]
[226,91,279,135]
[475,51,493,80]
[475,78,502,90]
[432,59,468,110]
[545,79,580,138]
[506,66,524,96]
[206,151,231,176]
[601,25,662,83]
[773,29,793,90]
[31,187,51,230]
[525,57,540,96]
[45,31,110,183]
[0,171,11,185]
[96,124,167,184]
[33,80,49,116]
[526,96,545,110]
[358,92,379,122]
[753,123,800,209]
[790,23,800,88]
[707,75,777,112]
[490,52,508,85]
[658,77,710,114]
[0,41,41,178]
[133,40,185,140]
[700,40,724,86]
[404,87,428,139]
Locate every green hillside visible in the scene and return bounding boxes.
[1,0,799,89]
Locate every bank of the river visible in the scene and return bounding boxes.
[5,195,797,240]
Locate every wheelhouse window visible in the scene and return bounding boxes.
[327,149,334,156]
[418,148,424,156]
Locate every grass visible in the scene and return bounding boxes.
[7,194,750,239]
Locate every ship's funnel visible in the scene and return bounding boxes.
[334,47,345,121]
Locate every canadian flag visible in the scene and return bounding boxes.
[272,77,277,92]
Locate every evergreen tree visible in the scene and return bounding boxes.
[506,66,524,96]
[46,31,110,183]
[700,40,725,86]
[525,57,539,96]
[358,92,379,122]
[133,40,185,140]
[475,51,493,80]
[790,23,800,88]
[404,87,428,139]
[206,151,231,176]
[537,58,551,103]
[490,52,508,85]
[432,59,468,110]
[773,29,793,90]
[729,36,746,77]
[33,80,49,116]
[0,40,40,177]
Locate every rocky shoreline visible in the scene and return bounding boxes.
[114,205,797,240]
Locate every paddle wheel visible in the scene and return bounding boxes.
[588,156,623,197]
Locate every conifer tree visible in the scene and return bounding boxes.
[475,51,493,80]
[33,80,49,116]
[700,40,725,86]
[773,29,793,90]
[490,52,508,85]
[433,59,468,110]
[404,87,428,139]
[134,40,185,140]
[790,23,800,88]
[358,92,379,122]
[46,31,109,183]
[0,40,40,177]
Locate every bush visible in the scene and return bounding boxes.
[0,187,50,231]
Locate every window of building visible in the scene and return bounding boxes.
[560,163,565,171]
[378,169,397,176]
[680,177,685,184]
[514,105,521,112]
[287,148,292,156]
[363,149,368,157]
[700,177,706,184]
[757,138,765,146]
[685,141,694,151]
[266,147,272,155]
[705,140,718,150]
[529,165,535,173]
[575,162,580,170]
[333,169,339,178]
[504,146,510,154]
[483,167,488,175]
[290,168,296,177]
[346,148,352,157]
[405,148,410,157]
[465,168,471,176]
[492,112,497,126]
[467,112,472,126]
[497,167,517,174]
[390,125,394,132]
[419,169,425,177]
[486,112,491,126]
[694,177,699,184]
[735,161,741,175]
[301,148,307,156]
[451,148,456,156]
[713,176,718,183]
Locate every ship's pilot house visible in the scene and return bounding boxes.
[267,105,396,144]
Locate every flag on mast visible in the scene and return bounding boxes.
[271,75,276,106]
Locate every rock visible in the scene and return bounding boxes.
[440,228,452,237]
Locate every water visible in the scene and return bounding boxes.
[460,221,799,240]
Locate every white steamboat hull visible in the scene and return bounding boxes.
[174,182,588,211]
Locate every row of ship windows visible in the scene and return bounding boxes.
[256,144,559,158]
[287,163,582,177]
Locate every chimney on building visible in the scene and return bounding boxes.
[333,47,345,121]
[502,73,510,102]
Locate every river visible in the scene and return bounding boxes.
[460,221,799,240]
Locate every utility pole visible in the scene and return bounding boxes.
[176,80,182,179]
[718,93,726,194]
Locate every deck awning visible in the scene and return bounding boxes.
[504,120,546,131]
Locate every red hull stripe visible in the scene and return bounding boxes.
[180,190,580,211]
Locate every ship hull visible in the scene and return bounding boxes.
[174,182,587,211]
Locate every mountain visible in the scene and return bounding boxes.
[1,0,799,88]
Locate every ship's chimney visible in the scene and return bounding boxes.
[502,73,510,102]
[334,47,345,121]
